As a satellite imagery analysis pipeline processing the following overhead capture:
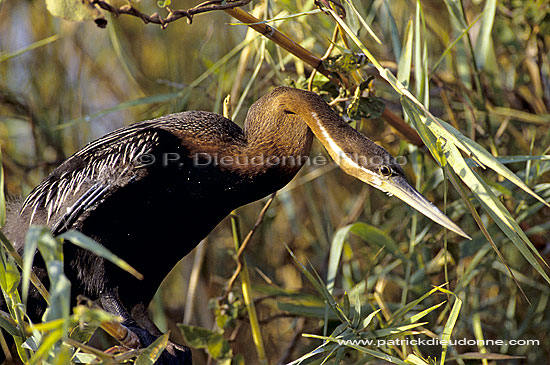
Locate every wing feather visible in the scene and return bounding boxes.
[20,120,164,226]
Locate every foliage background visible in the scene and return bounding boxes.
[0,0,549,363]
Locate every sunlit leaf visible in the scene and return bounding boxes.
[135,333,169,365]
[474,0,497,69]
[440,296,462,364]
[59,231,143,280]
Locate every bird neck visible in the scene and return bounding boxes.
[242,88,356,173]
[242,111,313,177]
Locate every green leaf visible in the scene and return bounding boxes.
[384,0,403,60]
[277,302,338,320]
[0,315,20,337]
[349,223,407,262]
[1,255,20,295]
[206,332,232,359]
[466,155,550,166]
[323,53,368,74]
[361,309,380,330]
[390,284,447,325]
[431,12,483,73]
[178,324,218,349]
[22,227,43,305]
[369,322,427,338]
[343,0,382,44]
[285,244,351,326]
[414,0,428,106]
[305,333,409,365]
[441,140,550,284]
[29,328,64,365]
[347,96,385,120]
[0,35,60,63]
[443,0,468,29]
[72,353,98,363]
[327,225,353,294]
[440,296,462,364]
[178,324,232,360]
[135,333,169,365]
[426,116,549,208]
[397,20,413,87]
[474,0,497,69]
[68,323,98,348]
[405,353,430,365]
[399,301,446,326]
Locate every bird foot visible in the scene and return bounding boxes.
[127,325,192,364]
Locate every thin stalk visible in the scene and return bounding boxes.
[183,240,207,325]
[458,0,484,101]
[442,158,450,304]
[229,212,267,364]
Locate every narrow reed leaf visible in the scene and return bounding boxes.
[0,35,60,63]
[384,0,402,60]
[474,0,497,69]
[441,141,550,284]
[344,0,382,44]
[22,227,43,305]
[0,148,5,227]
[369,322,427,338]
[307,334,410,365]
[431,12,483,73]
[59,231,143,280]
[228,9,323,26]
[397,20,413,87]
[327,225,352,294]
[399,301,446,326]
[59,37,254,129]
[440,296,462,365]
[390,284,447,325]
[135,333,170,365]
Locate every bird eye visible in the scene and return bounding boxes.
[283,110,296,115]
[379,165,392,177]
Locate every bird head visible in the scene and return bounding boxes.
[263,87,470,239]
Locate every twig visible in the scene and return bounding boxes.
[223,7,424,146]
[91,0,424,146]
[222,193,276,300]
[308,25,340,92]
[224,8,325,76]
[91,0,252,29]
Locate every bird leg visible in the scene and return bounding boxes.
[130,303,192,360]
[99,290,192,364]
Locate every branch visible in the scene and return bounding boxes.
[90,0,422,145]
[223,7,424,146]
[222,193,276,300]
[91,0,252,29]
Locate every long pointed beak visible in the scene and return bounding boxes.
[377,175,471,239]
[297,95,469,239]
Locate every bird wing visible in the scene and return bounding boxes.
[50,182,112,235]
[20,119,165,231]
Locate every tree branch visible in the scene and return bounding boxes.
[91,0,252,29]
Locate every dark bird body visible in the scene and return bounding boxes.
[3,87,467,363]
